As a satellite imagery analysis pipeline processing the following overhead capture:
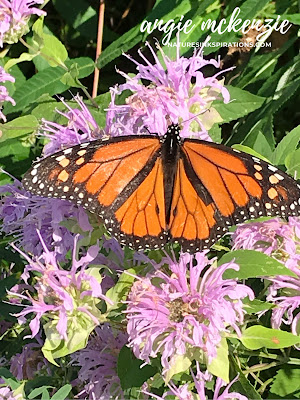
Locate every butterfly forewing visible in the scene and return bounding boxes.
[23,136,168,249]
[173,139,300,251]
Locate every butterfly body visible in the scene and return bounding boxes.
[23,124,300,252]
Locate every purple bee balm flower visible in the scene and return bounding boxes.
[144,369,247,400]
[41,95,102,156]
[0,66,15,121]
[232,217,300,335]
[0,386,23,400]
[0,0,46,47]
[126,252,253,374]
[10,342,49,380]
[71,323,127,400]
[9,233,109,340]
[106,40,231,140]
[0,179,92,260]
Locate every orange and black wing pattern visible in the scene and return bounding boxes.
[169,139,300,252]
[23,136,168,250]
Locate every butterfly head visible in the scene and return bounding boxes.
[163,123,182,143]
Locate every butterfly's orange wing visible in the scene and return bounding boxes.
[23,136,168,250]
[169,139,300,252]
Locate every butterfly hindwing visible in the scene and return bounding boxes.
[106,156,168,249]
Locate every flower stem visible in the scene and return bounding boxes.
[92,0,105,98]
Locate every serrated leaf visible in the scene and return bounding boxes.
[241,326,300,350]
[213,86,265,123]
[270,367,300,397]
[219,250,296,279]
[207,338,229,382]
[273,125,300,165]
[228,76,300,148]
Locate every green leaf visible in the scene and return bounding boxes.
[280,14,300,25]
[53,0,97,40]
[0,367,15,380]
[51,384,72,400]
[207,337,229,382]
[165,354,192,384]
[251,129,274,161]
[161,0,219,53]
[3,67,67,114]
[28,387,53,399]
[105,268,140,312]
[41,34,68,68]
[32,16,44,48]
[0,115,38,142]
[4,52,37,70]
[285,148,300,178]
[219,250,296,279]
[0,275,18,299]
[60,63,80,86]
[97,0,196,69]
[42,313,97,363]
[270,366,300,397]
[243,298,274,314]
[204,0,271,55]
[240,326,300,350]
[213,86,265,123]
[4,57,94,114]
[117,346,156,390]
[228,75,300,148]
[208,124,222,143]
[231,144,271,163]
[229,355,262,399]
[273,125,300,165]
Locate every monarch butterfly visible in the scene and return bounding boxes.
[23,123,300,252]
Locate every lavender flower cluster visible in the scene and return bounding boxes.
[0,33,299,399]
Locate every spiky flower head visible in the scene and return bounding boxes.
[41,95,102,156]
[71,324,127,400]
[9,233,109,345]
[106,40,231,140]
[232,217,300,335]
[126,252,253,374]
[0,66,15,121]
[0,180,92,260]
[0,0,46,47]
